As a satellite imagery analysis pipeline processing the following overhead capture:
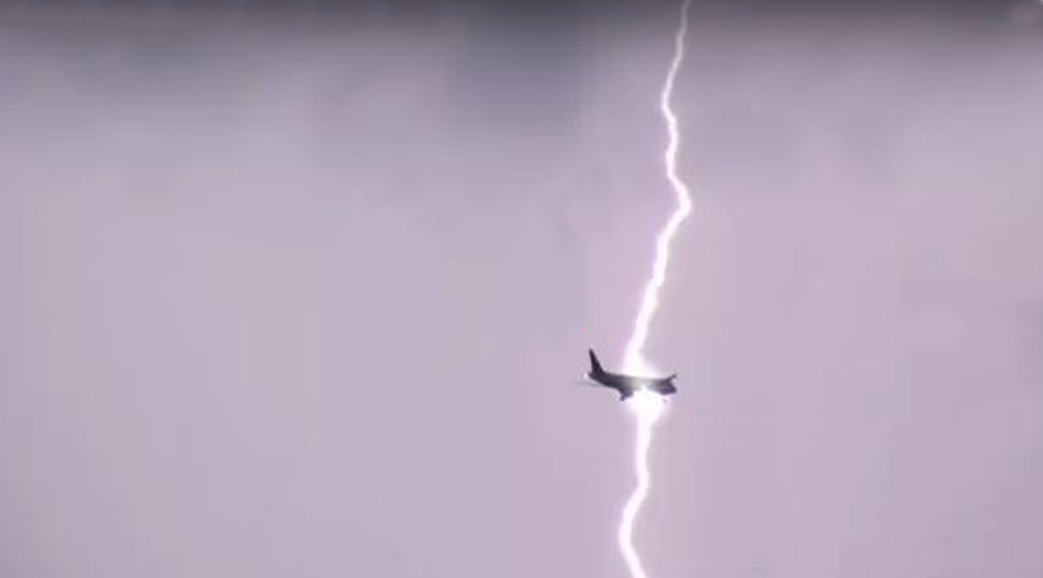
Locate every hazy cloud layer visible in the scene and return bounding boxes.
[1,3,1042,578]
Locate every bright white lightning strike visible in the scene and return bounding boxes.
[623,0,695,379]
[618,391,667,578]
[617,2,694,578]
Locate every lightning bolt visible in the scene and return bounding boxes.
[617,2,694,578]
[617,390,667,578]
[623,0,695,379]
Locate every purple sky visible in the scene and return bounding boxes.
[1,2,1042,577]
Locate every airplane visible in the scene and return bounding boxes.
[584,349,677,400]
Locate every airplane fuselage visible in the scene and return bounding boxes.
[586,371,677,400]
[585,349,677,400]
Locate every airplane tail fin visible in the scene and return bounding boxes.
[588,349,606,377]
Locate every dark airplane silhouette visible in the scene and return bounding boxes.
[585,349,677,400]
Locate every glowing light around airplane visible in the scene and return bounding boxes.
[617,2,694,578]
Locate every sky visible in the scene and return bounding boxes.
[1,1,1043,577]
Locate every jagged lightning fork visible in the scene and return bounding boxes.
[617,2,694,578]
[623,0,695,378]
